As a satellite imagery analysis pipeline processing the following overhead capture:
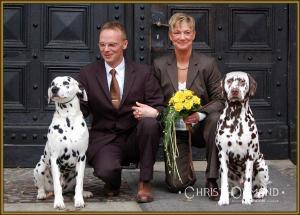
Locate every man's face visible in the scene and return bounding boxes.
[99,29,128,68]
[169,21,195,51]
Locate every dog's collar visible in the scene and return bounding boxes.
[57,95,76,105]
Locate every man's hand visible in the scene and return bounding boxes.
[132,102,159,120]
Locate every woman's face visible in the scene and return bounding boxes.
[169,21,195,51]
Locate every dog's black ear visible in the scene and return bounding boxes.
[248,74,257,97]
[77,85,88,101]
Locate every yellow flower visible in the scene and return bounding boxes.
[169,90,201,112]
[173,92,185,103]
[183,100,193,110]
[183,90,193,97]
[174,102,183,112]
[192,96,200,105]
[169,97,175,106]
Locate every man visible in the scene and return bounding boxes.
[78,21,164,203]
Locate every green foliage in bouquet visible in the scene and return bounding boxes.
[162,90,201,183]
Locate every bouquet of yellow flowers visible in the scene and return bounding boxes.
[162,89,201,184]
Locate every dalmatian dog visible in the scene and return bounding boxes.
[216,71,269,206]
[33,76,92,209]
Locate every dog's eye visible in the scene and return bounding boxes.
[227,79,233,84]
[240,79,246,85]
[63,81,69,85]
[51,82,54,86]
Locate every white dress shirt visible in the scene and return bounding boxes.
[105,58,125,98]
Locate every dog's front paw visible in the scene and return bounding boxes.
[37,189,47,200]
[83,191,93,198]
[242,195,253,205]
[218,195,229,206]
[54,196,65,210]
[253,188,268,199]
[74,195,85,208]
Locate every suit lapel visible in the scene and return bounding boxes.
[95,60,111,102]
[166,54,178,91]
[120,62,136,106]
[186,52,199,89]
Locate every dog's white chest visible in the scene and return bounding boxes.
[47,113,88,155]
[216,104,259,160]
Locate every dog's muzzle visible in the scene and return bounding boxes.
[51,86,59,95]
[230,88,239,97]
[228,88,244,101]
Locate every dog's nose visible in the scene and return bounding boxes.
[51,86,59,94]
[231,88,239,96]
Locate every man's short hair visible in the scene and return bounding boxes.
[168,13,195,32]
[100,21,127,40]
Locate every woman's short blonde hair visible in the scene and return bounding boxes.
[168,12,195,32]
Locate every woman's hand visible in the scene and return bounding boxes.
[132,102,159,120]
[183,112,200,125]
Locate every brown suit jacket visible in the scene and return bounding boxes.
[153,51,224,114]
[78,60,164,162]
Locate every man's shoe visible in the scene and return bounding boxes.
[136,181,153,203]
[205,179,220,201]
[103,183,120,197]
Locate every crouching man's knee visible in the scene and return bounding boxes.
[137,118,161,136]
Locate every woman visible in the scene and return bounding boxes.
[132,13,224,201]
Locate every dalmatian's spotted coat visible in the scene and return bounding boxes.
[216,71,269,206]
[33,76,92,209]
